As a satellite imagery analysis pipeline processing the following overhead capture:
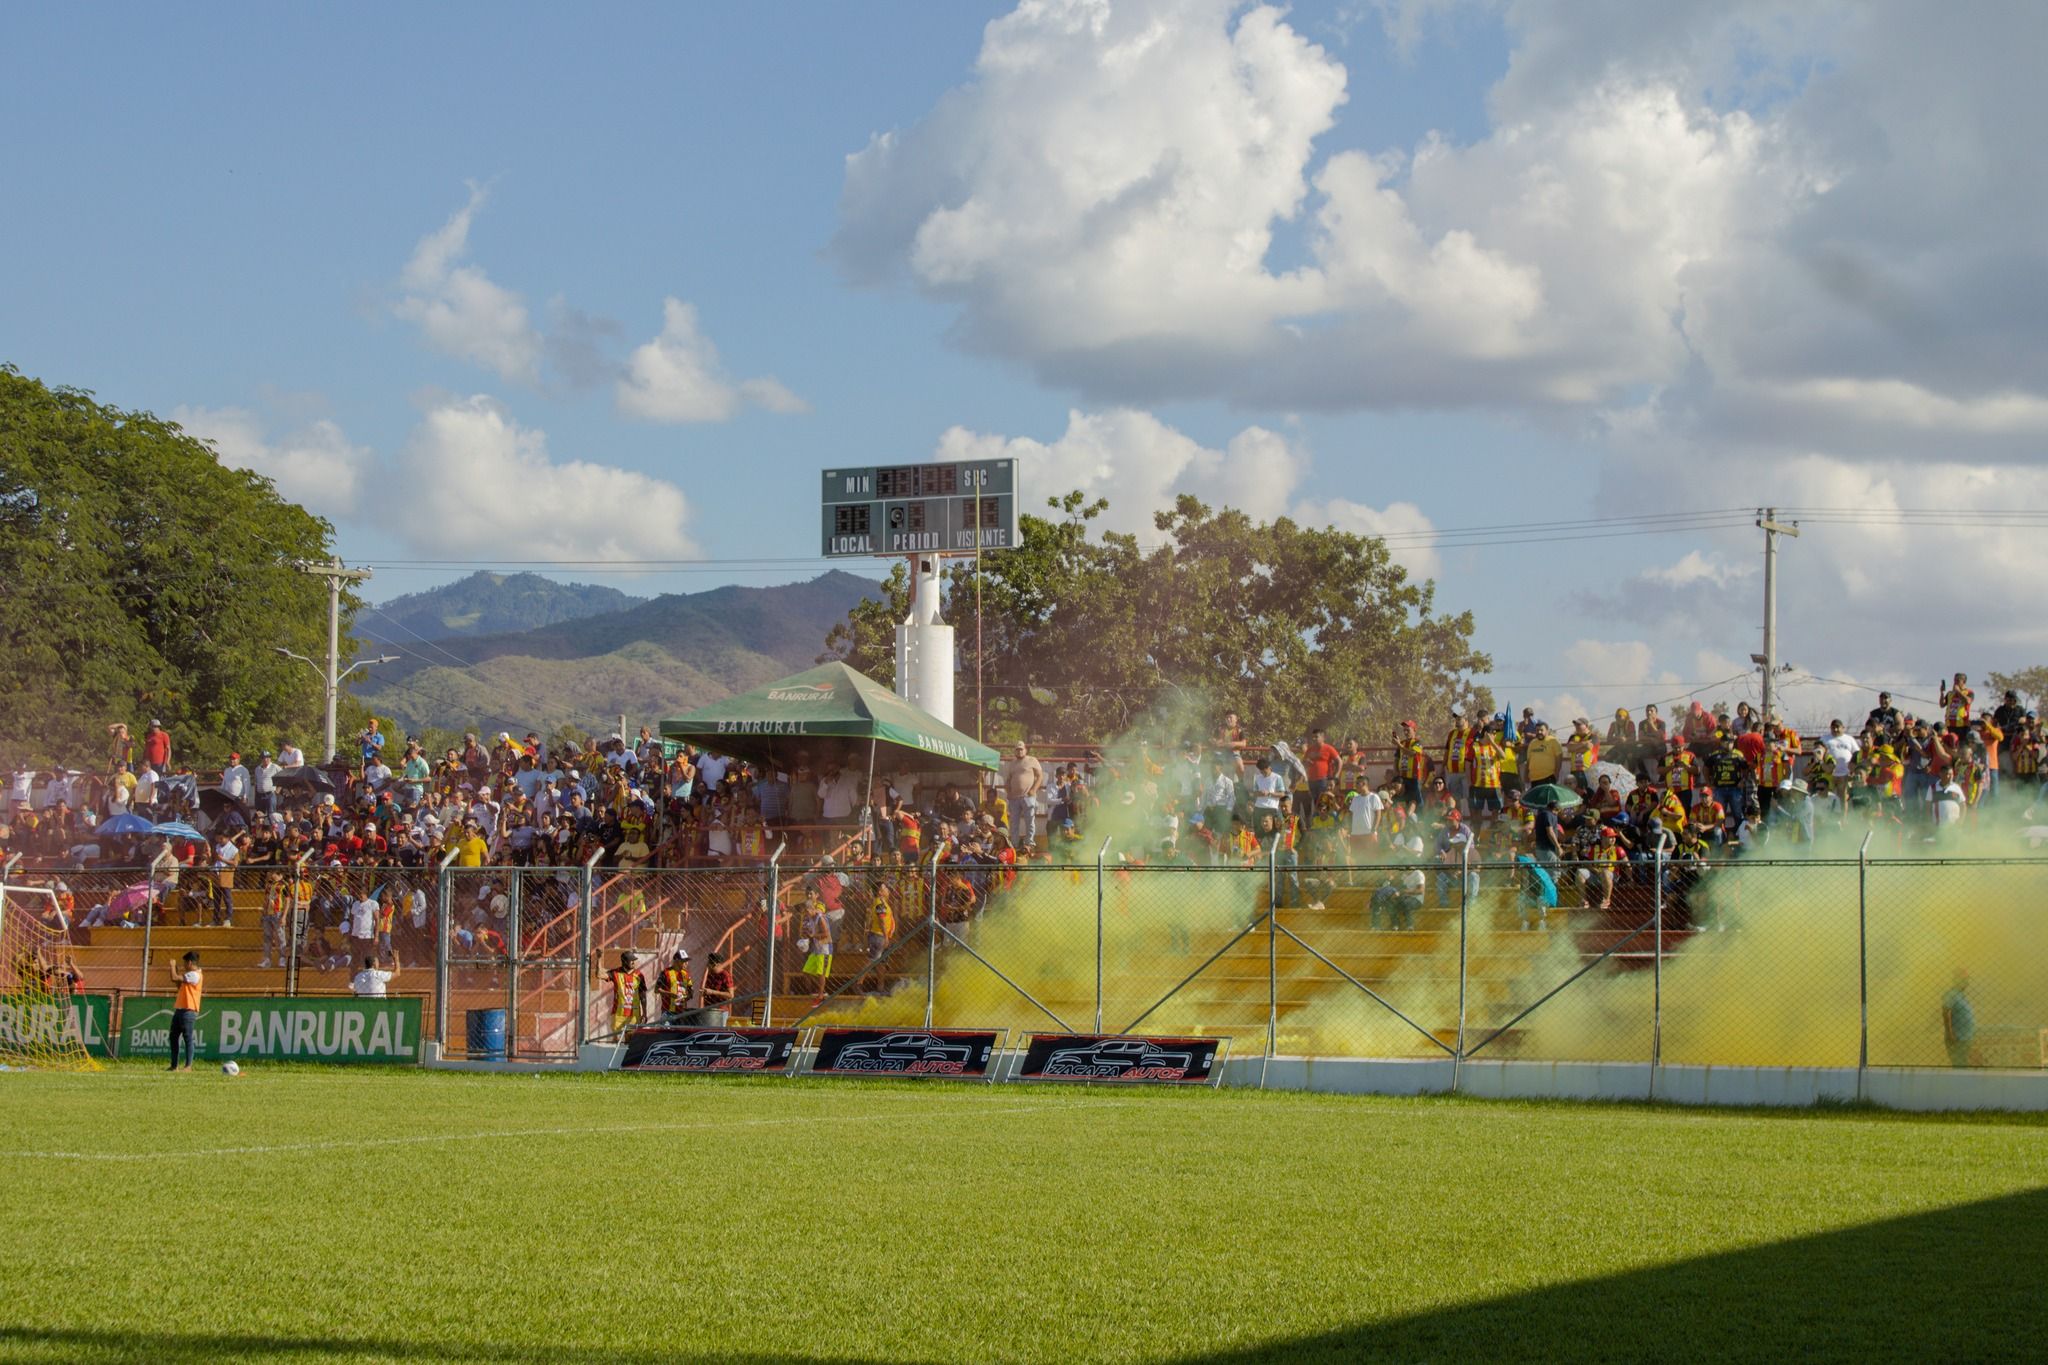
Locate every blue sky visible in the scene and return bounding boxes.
[6,1,2042,728]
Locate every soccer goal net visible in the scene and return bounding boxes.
[0,883,101,1071]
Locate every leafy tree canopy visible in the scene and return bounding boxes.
[0,366,350,767]
[1988,667,2048,711]
[824,491,1493,745]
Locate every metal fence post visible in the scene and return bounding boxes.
[1453,845,1470,1092]
[1858,831,1871,1101]
[1652,830,1669,1097]
[765,841,787,1028]
[1095,837,1113,1034]
[138,891,155,993]
[505,871,522,1059]
[435,849,457,1053]
[924,846,945,1029]
[578,848,601,1048]
[1266,836,1279,1071]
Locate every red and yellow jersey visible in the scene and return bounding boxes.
[1396,739,1427,780]
[607,968,644,1020]
[1944,684,1974,729]
[1568,738,1600,773]
[1661,752,1695,792]
[657,966,692,1013]
[1442,726,1471,774]
[1469,740,1502,788]
[1761,744,1795,787]
[1590,843,1624,868]
[1654,792,1689,833]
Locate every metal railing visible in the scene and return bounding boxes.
[26,849,2047,1077]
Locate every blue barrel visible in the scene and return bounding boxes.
[466,1008,507,1060]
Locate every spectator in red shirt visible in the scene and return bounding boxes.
[1735,726,1767,775]
[142,719,170,771]
[1301,728,1341,809]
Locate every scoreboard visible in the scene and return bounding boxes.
[820,459,1019,558]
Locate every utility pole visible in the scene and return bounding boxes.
[1756,509,1800,729]
[288,559,374,762]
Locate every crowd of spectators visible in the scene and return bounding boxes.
[2,674,2040,955]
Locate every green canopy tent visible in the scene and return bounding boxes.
[657,661,999,785]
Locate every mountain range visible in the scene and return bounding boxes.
[354,570,879,737]
[363,572,648,641]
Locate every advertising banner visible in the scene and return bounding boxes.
[0,992,115,1058]
[120,995,421,1063]
[809,1028,1003,1079]
[618,1026,799,1073]
[1013,1033,1228,1085]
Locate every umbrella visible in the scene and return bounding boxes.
[107,881,155,918]
[1522,782,1583,810]
[96,813,156,836]
[1500,705,1517,742]
[274,765,337,793]
[151,821,206,841]
[1588,761,1636,797]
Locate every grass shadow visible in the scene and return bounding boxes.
[1184,1185,2048,1362]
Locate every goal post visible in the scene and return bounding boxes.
[0,883,101,1071]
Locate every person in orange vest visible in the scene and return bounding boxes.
[656,950,694,1023]
[1940,672,1974,733]
[1588,826,1624,909]
[168,950,202,1071]
[1441,708,1473,809]
[1468,726,1504,816]
[1394,721,1427,806]
[1566,719,1601,793]
[1661,738,1697,807]
[607,951,647,1038]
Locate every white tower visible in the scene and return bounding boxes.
[893,555,955,726]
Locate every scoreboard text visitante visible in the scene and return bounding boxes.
[820,459,1019,558]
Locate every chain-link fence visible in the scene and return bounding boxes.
[45,848,2048,1073]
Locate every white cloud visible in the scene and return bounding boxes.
[172,404,370,517]
[615,298,809,424]
[393,186,544,385]
[838,0,2048,455]
[394,395,699,560]
[1291,496,1440,579]
[932,407,1440,579]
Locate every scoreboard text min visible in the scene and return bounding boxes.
[820,459,1019,558]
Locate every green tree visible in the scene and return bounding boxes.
[0,366,350,767]
[823,490,1492,745]
[1989,667,2048,712]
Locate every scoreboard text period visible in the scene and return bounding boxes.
[821,459,1019,558]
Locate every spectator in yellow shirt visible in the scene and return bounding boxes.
[1522,722,1564,785]
[454,820,489,867]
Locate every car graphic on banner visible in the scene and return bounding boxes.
[619,1026,798,1073]
[810,1028,1002,1078]
[1017,1033,1228,1085]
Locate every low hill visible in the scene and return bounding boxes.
[354,570,879,735]
[363,572,646,642]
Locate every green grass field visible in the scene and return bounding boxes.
[0,1064,2042,1363]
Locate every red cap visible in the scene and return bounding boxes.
[1402,719,1417,729]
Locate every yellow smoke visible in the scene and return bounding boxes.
[814,751,2048,1071]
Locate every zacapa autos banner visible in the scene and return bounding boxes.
[618,1026,799,1073]
[0,992,115,1058]
[809,1028,1002,1079]
[120,996,421,1063]
[1013,1033,1227,1085]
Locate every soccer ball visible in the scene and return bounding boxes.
[221,1060,241,1077]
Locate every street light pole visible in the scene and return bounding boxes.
[290,559,372,762]
[1755,510,1800,729]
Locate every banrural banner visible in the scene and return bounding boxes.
[120,995,421,1063]
[0,992,115,1058]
